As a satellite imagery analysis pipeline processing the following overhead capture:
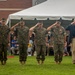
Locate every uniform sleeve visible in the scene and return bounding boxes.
[44,28,48,38]
[8,28,10,32]
[6,26,10,33]
[15,26,19,32]
[62,27,66,36]
[14,27,19,36]
[50,27,54,32]
[33,27,37,33]
[27,27,29,34]
[46,33,48,37]
[27,27,29,32]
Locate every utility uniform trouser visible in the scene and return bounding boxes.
[53,44,64,62]
[36,45,46,61]
[0,44,8,62]
[19,44,28,62]
[71,38,75,63]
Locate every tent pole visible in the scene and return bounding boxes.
[9,19,11,28]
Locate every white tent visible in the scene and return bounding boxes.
[7,0,75,27]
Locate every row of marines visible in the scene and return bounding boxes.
[0,18,75,65]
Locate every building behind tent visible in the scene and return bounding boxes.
[0,0,46,19]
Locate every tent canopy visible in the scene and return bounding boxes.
[8,0,75,21]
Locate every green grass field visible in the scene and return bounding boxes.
[0,56,75,75]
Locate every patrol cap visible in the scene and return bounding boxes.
[56,20,61,24]
[38,20,43,25]
[38,20,43,23]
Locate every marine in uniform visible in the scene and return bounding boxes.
[0,18,10,65]
[47,21,66,64]
[11,18,29,64]
[30,22,47,65]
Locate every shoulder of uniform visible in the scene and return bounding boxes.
[6,25,9,27]
[25,26,29,29]
[43,27,46,29]
[43,27,46,30]
[61,26,65,29]
[52,26,56,29]
[3,25,9,28]
[16,26,19,29]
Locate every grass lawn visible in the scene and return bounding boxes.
[0,56,75,75]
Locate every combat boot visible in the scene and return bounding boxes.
[37,60,40,65]
[1,61,4,65]
[4,61,6,65]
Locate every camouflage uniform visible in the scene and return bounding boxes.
[0,25,10,63]
[51,26,66,62]
[34,27,47,61]
[16,26,29,62]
